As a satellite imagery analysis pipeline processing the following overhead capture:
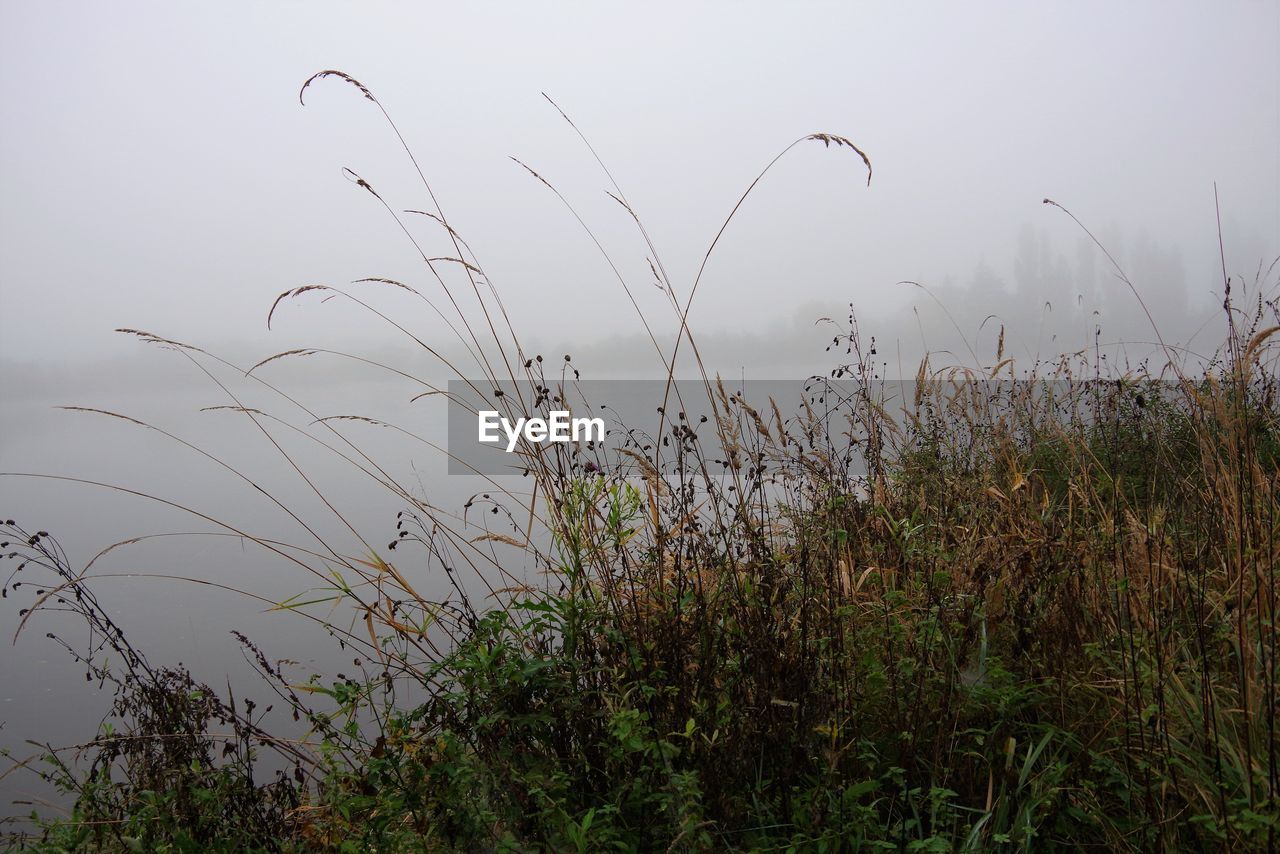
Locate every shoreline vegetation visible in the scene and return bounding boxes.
[3,72,1278,850]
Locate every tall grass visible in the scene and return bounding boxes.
[3,71,1278,851]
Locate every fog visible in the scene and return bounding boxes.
[2,2,1277,376]
[1,0,1277,818]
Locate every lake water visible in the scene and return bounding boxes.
[0,356,518,820]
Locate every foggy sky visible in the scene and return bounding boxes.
[1,2,1277,383]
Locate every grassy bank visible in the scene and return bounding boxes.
[8,311,1278,850]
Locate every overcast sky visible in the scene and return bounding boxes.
[1,2,1277,379]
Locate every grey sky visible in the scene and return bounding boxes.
[1,2,1277,377]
